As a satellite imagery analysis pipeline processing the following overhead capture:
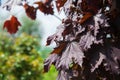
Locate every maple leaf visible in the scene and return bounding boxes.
[80,0,104,15]
[46,24,64,46]
[35,1,54,15]
[24,4,37,20]
[57,42,84,70]
[3,16,21,34]
[44,0,53,5]
[44,0,120,79]
[62,19,73,36]
[56,0,67,11]
[44,42,84,79]
[46,35,54,46]
[57,70,69,80]
[57,67,81,80]
[51,41,68,54]
[79,12,93,24]
[103,46,120,74]
[44,54,60,72]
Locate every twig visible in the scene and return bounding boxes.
[53,14,62,21]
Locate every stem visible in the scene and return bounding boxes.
[53,14,62,21]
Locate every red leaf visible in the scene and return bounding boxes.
[24,4,37,20]
[35,1,54,15]
[44,0,53,5]
[3,16,21,34]
[51,42,68,54]
[79,12,93,24]
[56,0,67,11]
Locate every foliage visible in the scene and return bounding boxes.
[0,33,58,80]
[0,13,57,80]
[44,0,120,80]
[0,33,42,80]
[1,0,120,80]
[42,65,58,80]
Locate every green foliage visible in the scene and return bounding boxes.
[13,33,41,55]
[0,33,58,80]
[42,65,58,80]
[0,33,42,80]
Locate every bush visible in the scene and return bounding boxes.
[0,33,43,80]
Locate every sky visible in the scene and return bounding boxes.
[0,0,66,46]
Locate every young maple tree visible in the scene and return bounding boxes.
[1,0,120,80]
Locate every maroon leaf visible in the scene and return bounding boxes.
[79,12,93,24]
[44,0,53,5]
[51,42,68,54]
[57,42,84,70]
[3,16,21,34]
[46,24,64,46]
[80,0,104,14]
[56,0,67,11]
[57,70,68,80]
[35,1,54,15]
[46,35,53,46]
[24,4,37,20]
[103,47,120,74]
[62,19,73,36]
[44,0,120,79]
[44,54,60,72]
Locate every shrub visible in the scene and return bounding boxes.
[0,33,42,80]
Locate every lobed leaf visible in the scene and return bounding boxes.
[35,1,54,15]
[57,42,84,70]
[24,4,37,20]
[51,42,68,54]
[3,16,21,34]
[44,54,60,72]
[56,0,67,11]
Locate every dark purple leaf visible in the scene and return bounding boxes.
[44,54,60,72]
[57,42,84,70]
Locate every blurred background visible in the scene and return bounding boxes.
[0,0,66,80]
[0,15,57,80]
